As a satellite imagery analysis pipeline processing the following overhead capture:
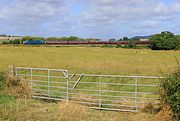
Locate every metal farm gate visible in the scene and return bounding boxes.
[14,67,164,112]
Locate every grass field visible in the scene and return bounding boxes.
[0,46,179,75]
[0,92,157,121]
[0,45,178,121]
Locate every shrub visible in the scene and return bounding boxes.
[116,44,123,48]
[0,72,6,89]
[2,39,21,44]
[101,44,114,48]
[2,41,9,44]
[160,63,180,120]
[127,41,137,48]
[116,41,137,49]
[12,39,21,44]
[150,31,177,50]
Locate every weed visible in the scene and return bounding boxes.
[0,93,16,106]
[101,44,115,48]
[149,106,172,121]
[7,79,32,98]
[0,72,6,90]
[142,103,160,114]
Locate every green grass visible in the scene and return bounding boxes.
[0,46,179,75]
[0,94,155,121]
[0,93,16,106]
[0,45,178,121]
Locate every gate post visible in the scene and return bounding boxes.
[66,71,69,102]
[9,65,14,80]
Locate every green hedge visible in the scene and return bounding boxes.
[161,64,180,120]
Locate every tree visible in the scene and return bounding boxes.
[83,38,100,41]
[33,36,44,40]
[46,37,59,41]
[46,36,84,41]
[127,41,137,48]
[12,39,21,44]
[108,38,116,41]
[175,35,180,50]
[21,36,33,43]
[118,38,123,41]
[150,31,177,50]
[21,36,44,43]
[0,34,7,37]
[123,37,129,41]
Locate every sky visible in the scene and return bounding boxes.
[0,0,180,39]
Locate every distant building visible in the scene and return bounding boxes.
[0,36,22,40]
[140,39,149,41]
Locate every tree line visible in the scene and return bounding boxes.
[1,31,180,50]
[150,31,180,50]
[22,36,100,42]
[2,36,101,44]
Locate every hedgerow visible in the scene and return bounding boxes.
[160,63,180,120]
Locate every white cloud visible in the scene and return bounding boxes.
[80,0,175,25]
[73,0,180,38]
[0,0,72,35]
[0,0,180,38]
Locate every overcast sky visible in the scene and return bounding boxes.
[0,0,180,39]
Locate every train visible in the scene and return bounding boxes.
[23,40,151,45]
[23,40,45,45]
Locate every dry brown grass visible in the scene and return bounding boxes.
[5,78,32,98]
[148,106,172,121]
[2,81,170,121]
[0,74,162,121]
[0,95,156,121]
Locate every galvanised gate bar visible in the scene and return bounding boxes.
[14,67,164,112]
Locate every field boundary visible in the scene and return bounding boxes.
[11,66,164,112]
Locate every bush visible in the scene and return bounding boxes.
[2,41,9,44]
[127,41,137,48]
[2,39,21,44]
[12,39,21,44]
[101,44,114,48]
[116,41,137,49]
[160,63,180,120]
[116,44,123,48]
[150,31,177,50]
[0,72,6,89]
